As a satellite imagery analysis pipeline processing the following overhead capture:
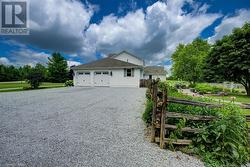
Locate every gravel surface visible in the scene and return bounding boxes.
[0,87,204,167]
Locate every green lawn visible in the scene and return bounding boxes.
[0,81,65,92]
[0,81,28,89]
[206,94,250,104]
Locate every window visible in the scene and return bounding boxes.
[103,71,109,75]
[95,72,101,75]
[85,72,90,75]
[124,68,134,77]
[78,72,83,75]
[127,69,132,76]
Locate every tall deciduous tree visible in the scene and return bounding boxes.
[47,53,68,83]
[204,22,250,96]
[171,38,210,84]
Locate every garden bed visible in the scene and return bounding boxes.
[143,80,250,167]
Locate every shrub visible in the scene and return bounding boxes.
[64,80,74,87]
[167,102,249,166]
[241,90,247,94]
[146,89,151,100]
[26,69,43,89]
[175,83,187,89]
[142,99,153,124]
[193,106,250,167]
[189,83,196,88]
[232,89,240,94]
[194,83,224,94]
[155,81,250,166]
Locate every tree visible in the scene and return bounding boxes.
[204,22,250,96]
[35,63,47,81]
[0,64,7,81]
[68,67,75,80]
[47,53,68,83]
[26,64,45,89]
[19,65,32,81]
[0,65,21,81]
[171,38,211,84]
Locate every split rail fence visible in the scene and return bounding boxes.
[148,79,250,148]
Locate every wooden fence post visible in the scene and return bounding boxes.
[160,88,167,149]
[151,80,158,143]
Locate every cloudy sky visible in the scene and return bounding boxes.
[0,0,249,69]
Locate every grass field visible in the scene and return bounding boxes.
[0,81,64,92]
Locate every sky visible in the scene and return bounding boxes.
[0,0,250,70]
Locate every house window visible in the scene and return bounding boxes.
[78,72,83,75]
[84,72,90,75]
[103,71,109,75]
[95,72,102,75]
[124,68,134,77]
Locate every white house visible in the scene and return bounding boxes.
[143,66,167,81]
[72,51,167,87]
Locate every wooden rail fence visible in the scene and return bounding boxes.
[148,80,250,148]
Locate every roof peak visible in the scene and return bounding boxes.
[108,50,143,61]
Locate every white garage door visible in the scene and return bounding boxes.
[94,71,110,87]
[77,72,91,86]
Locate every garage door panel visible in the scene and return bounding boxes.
[77,72,91,86]
[94,71,110,87]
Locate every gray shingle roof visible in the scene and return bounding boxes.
[71,57,142,70]
[144,66,167,75]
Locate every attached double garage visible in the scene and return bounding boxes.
[73,69,142,87]
[75,71,110,87]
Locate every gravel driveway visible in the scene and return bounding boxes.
[0,87,204,167]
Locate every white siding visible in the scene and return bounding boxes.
[73,69,140,87]
[113,52,144,66]
[110,69,140,87]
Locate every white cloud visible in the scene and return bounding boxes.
[83,0,220,65]
[0,57,11,65]
[9,49,50,67]
[84,9,147,54]
[208,9,250,43]
[3,46,80,67]
[67,60,81,67]
[4,0,223,65]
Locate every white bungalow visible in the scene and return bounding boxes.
[72,51,167,87]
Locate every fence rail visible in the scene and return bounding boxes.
[155,124,202,133]
[246,115,250,122]
[148,79,250,148]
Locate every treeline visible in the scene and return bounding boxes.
[171,22,250,96]
[0,53,73,83]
